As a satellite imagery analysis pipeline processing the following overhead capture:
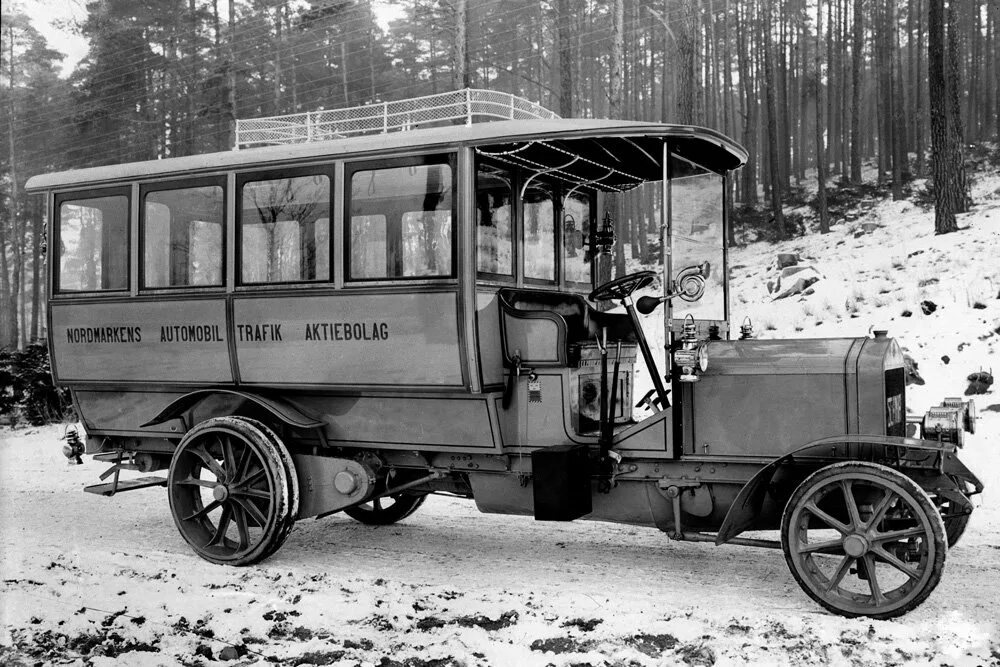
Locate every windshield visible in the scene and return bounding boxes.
[670,171,726,324]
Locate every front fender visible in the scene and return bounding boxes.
[715,435,958,545]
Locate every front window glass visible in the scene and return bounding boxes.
[57,194,128,292]
[143,185,223,287]
[671,171,725,322]
[563,191,591,285]
[523,183,556,282]
[349,161,453,280]
[476,163,513,276]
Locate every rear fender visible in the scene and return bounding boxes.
[140,389,325,433]
[715,434,958,545]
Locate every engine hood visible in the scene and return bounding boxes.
[701,337,904,376]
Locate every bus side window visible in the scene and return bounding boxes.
[348,160,453,280]
[523,184,556,283]
[143,183,224,288]
[56,190,129,292]
[476,163,513,278]
[239,173,330,284]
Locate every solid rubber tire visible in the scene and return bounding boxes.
[168,416,294,565]
[780,461,947,619]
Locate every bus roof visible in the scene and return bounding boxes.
[26,119,747,193]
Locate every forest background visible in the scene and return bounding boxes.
[0,0,997,351]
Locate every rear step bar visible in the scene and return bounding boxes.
[86,451,167,496]
[85,476,167,496]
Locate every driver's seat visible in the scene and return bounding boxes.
[497,288,634,367]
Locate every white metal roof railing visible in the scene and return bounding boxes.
[235,89,560,150]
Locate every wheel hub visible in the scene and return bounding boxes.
[843,534,869,557]
[212,484,229,502]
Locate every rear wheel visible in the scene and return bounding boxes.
[343,493,426,525]
[168,417,295,565]
[781,462,946,619]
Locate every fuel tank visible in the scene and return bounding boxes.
[685,336,905,457]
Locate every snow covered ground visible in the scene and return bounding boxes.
[2,170,999,666]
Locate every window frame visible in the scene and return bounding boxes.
[521,177,560,288]
[561,186,596,292]
[139,176,227,292]
[54,186,131,295]
[474,158,517,284]
[343,153,458,284]
[235,164,335,287]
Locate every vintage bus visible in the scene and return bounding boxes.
[26,90,981,619]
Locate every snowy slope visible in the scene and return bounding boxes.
[2,171,999,666]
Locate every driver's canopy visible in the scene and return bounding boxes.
[470,123,742,339]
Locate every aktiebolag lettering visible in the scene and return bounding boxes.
[159,324,225,343]
[66,326,142,344]
[303,321,389,341]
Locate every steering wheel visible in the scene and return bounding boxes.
[588,270,657,302]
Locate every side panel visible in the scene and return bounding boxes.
[74,389,187,435]
[294,394,498,449]
[51,298,232,384]
[233,291,464,387]
[692,374,846,457]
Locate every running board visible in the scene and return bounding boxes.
[84,476,167,496]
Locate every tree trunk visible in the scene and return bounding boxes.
[557,0,573,117]
[341,41,349,104]
[928,0,958,234]
[816,0,830,233]
[850,0,863,183]
[4,28,21,348]
[890,0,905,200]
[737,0,758,204]
[453,0,469,89]
[677,0,696,124]
[605,0,625,285]
[273,5,282,112]
[30,196,41,343]
[915,0,925,175]
[762,1,786,239]
[227,0,236,150]
[946,0,969,211]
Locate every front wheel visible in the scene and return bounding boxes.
[343,493,427,525]
[781,462,946,619]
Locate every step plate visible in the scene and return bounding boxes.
[84,476,167,496]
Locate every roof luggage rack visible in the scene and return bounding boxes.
[235,88,559,150]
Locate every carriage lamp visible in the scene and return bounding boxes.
[942,397,977,434]
[587,211,616,255]
[674,315,708,383]
[62,426,84,465]
[740,317,754,340]
[922,397,977,446]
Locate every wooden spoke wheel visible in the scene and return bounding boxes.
[343,493,427,525]
[781,462,946,619]
[168,417,296,565]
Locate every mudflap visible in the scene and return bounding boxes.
[715,458,780,545]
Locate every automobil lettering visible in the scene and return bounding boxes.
[159,324,225,343]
